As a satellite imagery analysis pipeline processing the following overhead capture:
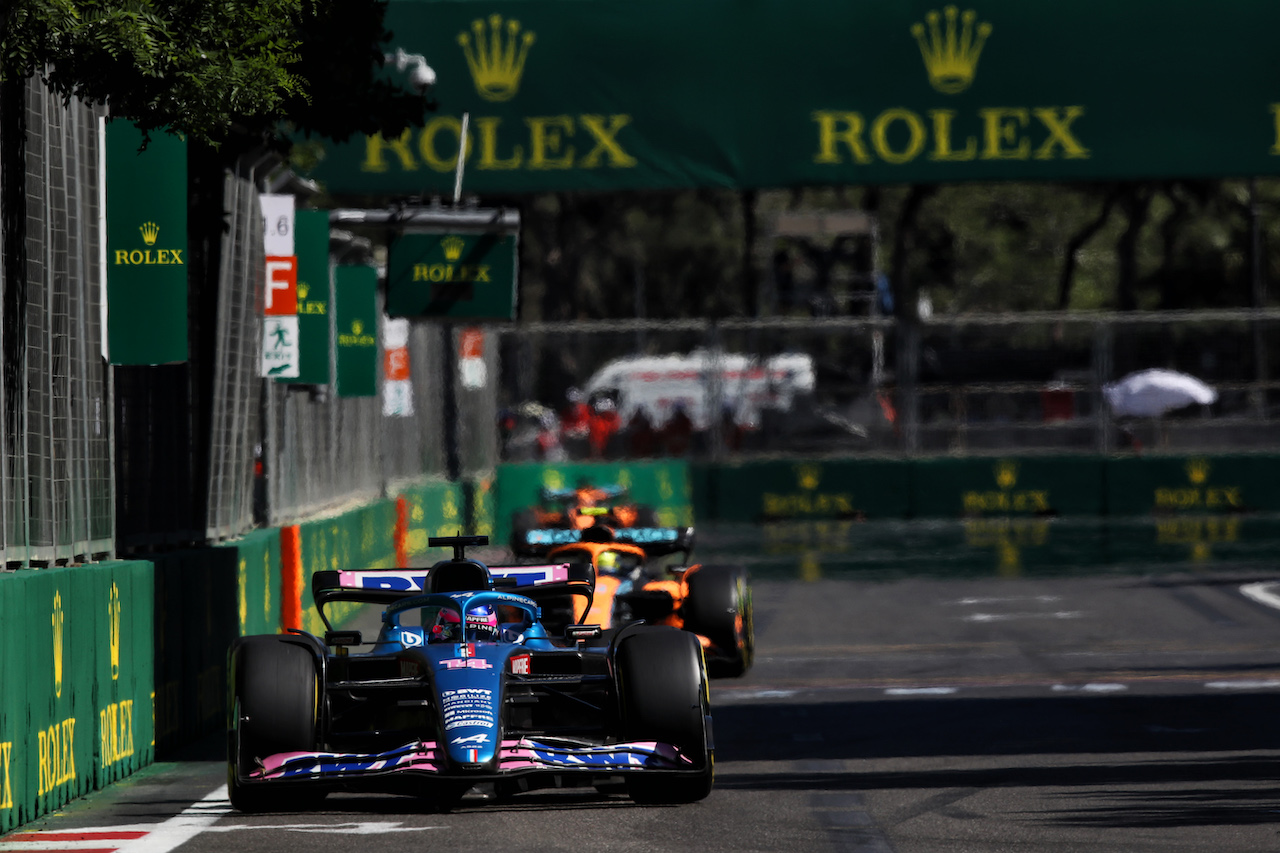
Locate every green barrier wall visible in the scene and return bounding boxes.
[699,458,912,522]
[693,454,1280,521]
[1106,454,1280,515]
[0,562,155,835]
[494,461,693,548]
[231,529,283,638]
[467,476,496,541]
[401,479,467,556]
[297,501,398,636]
[910,456,1107,517]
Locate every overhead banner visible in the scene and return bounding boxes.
[334,266,379,397]
[294,209,332,384]
[386,231,517,319]
[303,1,1280,194]
[105,121,187,364]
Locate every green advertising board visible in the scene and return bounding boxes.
[386,231,517,319]
[105,121,188,364]
[292,210,332,384]
[334,266,379,397]
[303,0,1280,195]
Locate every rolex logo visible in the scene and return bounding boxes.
[352,319,364,335]
[109,582,122,681]
[441,235,466,261]
[298,283,309,299]
[796,464,821,491]
[995,460,1018,490]
[139,221,160,246]
[458,14,536,102]
[1186,458,1210,485]
[911,6,992,94]
[52,591,65,699]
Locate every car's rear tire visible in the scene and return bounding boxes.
[616,627,713,804]
[683,565,753,678]
[228,636,322,813]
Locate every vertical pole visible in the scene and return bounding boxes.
[898,320,920,455]
[1093,321,1114,452]
[442,322,460,480]
[1249,178,1268,419]
[453,113,469,205]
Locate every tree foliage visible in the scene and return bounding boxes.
[0,0,430,149]
[510,180,1280,322]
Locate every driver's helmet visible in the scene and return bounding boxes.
[597,549,623,572]
[463,603,500,642]
[429,604,500,643]
[429,607,461,643]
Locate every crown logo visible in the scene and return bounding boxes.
[1186,458,1210,485]
[298,283,309,300]
[352,319,364,335]
[911,6,992,94]
[109,582,122,681]
[995,460,1018,490]
[441,235,466,261]
[458,15,536,102]
[52,590,65,699]
[796,464,821,491]
[140,221,160,245]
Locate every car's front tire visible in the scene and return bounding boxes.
[615,627,713,804]
[228,636,322,812]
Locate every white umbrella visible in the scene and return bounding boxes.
[1103,368,1217,418]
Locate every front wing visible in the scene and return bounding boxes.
[248,738,696,784]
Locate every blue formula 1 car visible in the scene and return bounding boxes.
[227,535,714,812]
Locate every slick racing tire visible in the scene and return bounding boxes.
[683,565,754,678]
[616,626,713,804]
[228,636,322,813]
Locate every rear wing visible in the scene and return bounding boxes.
[515,525,695,557]
[540,483,626,503]
[311,564,580,628]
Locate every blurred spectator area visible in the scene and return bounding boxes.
[496,310,1280,460]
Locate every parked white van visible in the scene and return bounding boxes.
[583,350,815,429]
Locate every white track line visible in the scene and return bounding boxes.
[1240,581,1280,611]
[115,786,231,853]
[963,611,1083,623]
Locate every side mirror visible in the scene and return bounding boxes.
[565,624,603,643]
[325,630,362,648]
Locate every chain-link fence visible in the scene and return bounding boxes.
[495,311,1280,461]
[262,295,468,527]
[1,76,113,567]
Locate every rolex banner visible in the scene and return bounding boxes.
[334,266,379,397]
[304,0,1280,194]
[106,121,187,365]
[386,231,517,319]
[294,210,333,384]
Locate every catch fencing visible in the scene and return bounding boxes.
[1,76,113,566]
[495,311,1280,461]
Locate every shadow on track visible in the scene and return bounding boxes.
[714,693,1280,761]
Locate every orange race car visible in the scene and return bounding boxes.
[510,483,659,544]
[512,522,754,678]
